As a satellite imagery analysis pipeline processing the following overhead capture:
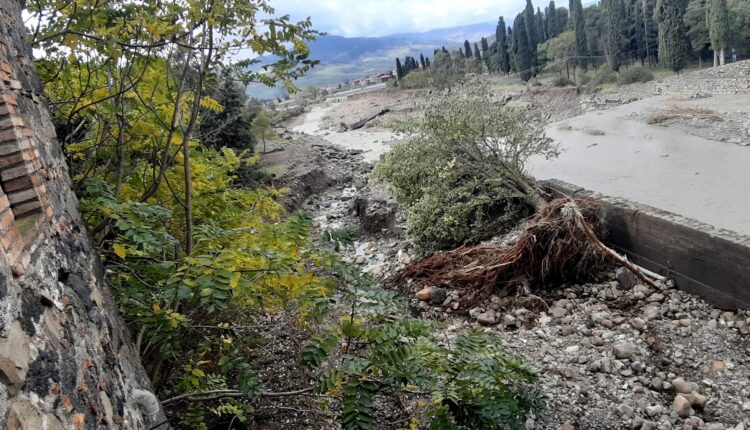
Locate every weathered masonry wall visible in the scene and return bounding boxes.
[544,179,750,310]
[0,1,163,428]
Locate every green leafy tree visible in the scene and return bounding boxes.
[374,82,557,250]
[199,77,259,152]
[515,14,536,82]
[707,0,730,66]
[251,110,272,153]
[656,0,690,72]
[396,57,404,79]
[430,50,463,89]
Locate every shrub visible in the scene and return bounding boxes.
[552,75,574,87]
[576,70,591,85]
[374,81,557,251]
[618,66,655,84]
[399,70,429,89]
[591,64,617,86]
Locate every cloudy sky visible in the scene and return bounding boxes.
[270,0,520,38]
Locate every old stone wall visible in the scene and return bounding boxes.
[0,1,163,428]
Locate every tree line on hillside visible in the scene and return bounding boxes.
[395,0,749,84]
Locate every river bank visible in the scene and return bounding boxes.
[259,100,750,429]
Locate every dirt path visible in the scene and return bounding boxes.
[530,94,750,236]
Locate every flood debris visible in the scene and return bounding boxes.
[395,198,657,309]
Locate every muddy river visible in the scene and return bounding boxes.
[298,98,750,237]
[529,96,750,236]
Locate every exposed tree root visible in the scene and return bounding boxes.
[394,198,657,309]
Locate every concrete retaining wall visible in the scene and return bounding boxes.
[544,179,750,310]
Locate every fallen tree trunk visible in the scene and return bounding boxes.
[348,108,390,130]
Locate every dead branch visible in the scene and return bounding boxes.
[161,387,315,406]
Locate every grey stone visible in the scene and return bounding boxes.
[672,395,693,418]
[0,321,30,393]
[671,378,692,394]
[476,310,497,326]
[613,342,636,359]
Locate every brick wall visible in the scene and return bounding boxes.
[0,1,163,428]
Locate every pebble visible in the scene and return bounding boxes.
[476,310,497,326]
[672,395,693,418]
[613,342,636,359]
[415,287,432,301]
[671,378,692,394]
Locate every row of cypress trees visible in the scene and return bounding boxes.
[395,0,738,83]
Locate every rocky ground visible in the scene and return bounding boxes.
[260,62,750,429]
[287,138,750,430]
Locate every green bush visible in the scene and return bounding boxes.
[575,70,591,85]
[618,66,655,84]
[591,64,617,86]
[552,75,574,87]
[399,70,429,89]
[374,82,557,252]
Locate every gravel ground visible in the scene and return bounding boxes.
[303,149,750,430]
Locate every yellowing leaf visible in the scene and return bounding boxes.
[113,244,127,259]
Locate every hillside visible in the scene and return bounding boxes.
[249,21,497,99]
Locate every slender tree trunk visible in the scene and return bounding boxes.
[181,26,214,255]
[714,50,718,67]
[719,47,725,66]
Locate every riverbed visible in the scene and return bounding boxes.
[292,104,399,163]
[529,95,750,236]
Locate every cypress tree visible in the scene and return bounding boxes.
[496,17,511,74]
[548,1,559,37]
[643,0,658,65]
[514,14,535,81]
[474,42,482,60]
[632,0,647,65]
[464,40,473,58]
[420,53,426,69]
[573,0,589,71]
[656,0,689,72]
[706,0,729,66]
[558,6,569,30]
[508,26,515,72]
[481,37,491,70]
[604,0,627,71]
[525,0,539,48]
[537,7,547,43]
[395,58,404,79]
[425,57,431,68]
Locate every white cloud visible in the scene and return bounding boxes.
[270,0,523,37]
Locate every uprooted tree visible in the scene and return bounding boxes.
[376,81,655,307]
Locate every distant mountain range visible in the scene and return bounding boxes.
[248,21,498,100]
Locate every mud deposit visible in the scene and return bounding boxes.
[292,105,401,162]
[531,95,750,236]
